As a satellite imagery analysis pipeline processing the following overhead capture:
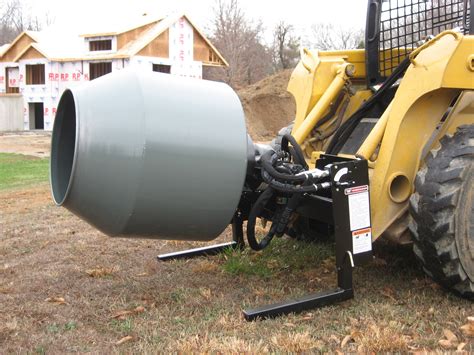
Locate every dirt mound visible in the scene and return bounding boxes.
[237,69,295,142]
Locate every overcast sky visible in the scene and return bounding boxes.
[28,0,367,43]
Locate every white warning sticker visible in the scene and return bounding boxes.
[352,228,372,254]
[346,185,371,231]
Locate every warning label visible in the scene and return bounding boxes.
[346,185,371,231]
[352,227,372,254]
[345,185,369,195]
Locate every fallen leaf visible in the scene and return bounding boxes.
[457,342,466,351]
[111,306,145,319]
[199,287,212,300]
[351,330,362,339]
[459,323,474,337]
[45,297,67,305]
[341,334,352,348]
[115,335,133,345]
[443,329,458,343]
[438,339,455,349]
[111,310,134,319]
[381,287,397,302]
[134,306,145,313]
[301,313,313,320]
[438,328,459,349]
[86,267,116,278]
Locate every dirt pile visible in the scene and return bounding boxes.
[237,69,295,142]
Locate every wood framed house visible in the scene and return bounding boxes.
[0,13,227,131]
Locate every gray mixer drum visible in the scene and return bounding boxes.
[50,69,249,241]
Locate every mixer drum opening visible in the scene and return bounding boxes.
[50,89,77,206]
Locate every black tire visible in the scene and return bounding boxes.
[409,125,474,299]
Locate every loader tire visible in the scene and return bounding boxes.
[409,125,474,299]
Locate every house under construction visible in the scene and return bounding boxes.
[0,13,227,131]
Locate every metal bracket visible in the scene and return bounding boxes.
[243,157,372,321]
[158,158,372,322]
[157,214,245,261]
[242,252,354,321]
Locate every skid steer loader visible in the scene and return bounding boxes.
[49,0,473,320]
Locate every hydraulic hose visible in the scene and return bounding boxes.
[326,57,411,154]
[281,134,308,169]
[246,187,277,251]
[261,150,306,183]
[247,133,331,251]
[262,170,330,194]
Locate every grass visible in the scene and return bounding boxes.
[1,180,473,352]
[0,153,49,190]
[220,237,334,278]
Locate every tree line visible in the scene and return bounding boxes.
[0,0,53,45]
[204,0,364,88]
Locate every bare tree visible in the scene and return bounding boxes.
[309,23,364,50]
[0,0,55,45]
[272,21,299,70]
[205,0,272,88]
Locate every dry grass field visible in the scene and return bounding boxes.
[0,134,473,353]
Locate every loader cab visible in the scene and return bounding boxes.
[335,0,473,154]
[365,0,473,87]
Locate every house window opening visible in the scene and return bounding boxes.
[152,64,171,74]
[26,64,45,85]
[89,40,112,51]
[5,67,19,93]
[89,62,112,80]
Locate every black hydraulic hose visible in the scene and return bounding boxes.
[261,150,306,183]
[281,134,308,169]
[312,90,346,131]
[326,57,411,154]
[273,192,303,236]
[246,187,277,251]
[261,170,330,194]
[315,96,350,141]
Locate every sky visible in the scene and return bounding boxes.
[28,0,368,44]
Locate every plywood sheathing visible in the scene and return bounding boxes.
[193,29,224,66]
[0,32,38,62]
[117,22,157,50]
[137,29,169,58]
[14,45,47,62]
[184,15,228,67]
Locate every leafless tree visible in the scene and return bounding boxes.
[205,0,272,88]
[0,0,55,45]
[309,23,364,50]
[272,21,299,70]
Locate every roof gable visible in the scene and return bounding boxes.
[136,29,169,58]
[13,43,49,62]
[127,14,228,67]
[117,21,157,50]
[183,15,228,67]
[0,32,38,62]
